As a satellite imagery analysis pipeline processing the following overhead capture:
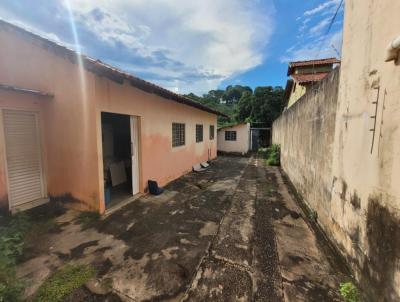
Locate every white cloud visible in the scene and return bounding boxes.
[303,0,340,16]
[281,30,342,62]
[309,17,330,35]
[62,0,274,94]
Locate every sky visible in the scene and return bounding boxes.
[0,0,344,95]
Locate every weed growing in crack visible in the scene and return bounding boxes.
[339,282,360,302]
[308,209,318,222]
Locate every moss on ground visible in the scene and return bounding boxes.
[34,265,95,302]
[76,211,101,230]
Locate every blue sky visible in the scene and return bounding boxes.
[0,0,343,95]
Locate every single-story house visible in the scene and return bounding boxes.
[0,20,224,213]
[217,123,250,155]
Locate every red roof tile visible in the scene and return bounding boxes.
[291,72,329,84]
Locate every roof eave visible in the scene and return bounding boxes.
[0,20,223,117]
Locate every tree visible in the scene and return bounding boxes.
[223,85,252,105]
[251,86,284,126]
[235,91,254,123]
[184,85,283,128]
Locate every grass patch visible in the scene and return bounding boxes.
[339,282,360,302]
[34,264,95,302]
[0,213,31,302]
[76,211,101,229]
[258,144,280,166]
[0,203,66,301]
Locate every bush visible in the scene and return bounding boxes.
[261,144,280,166]
[34,265,95,302]
[339,282,360,302]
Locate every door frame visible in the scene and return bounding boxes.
[99,111,142,211]
[130,116,140,195]
[0,108,47,211]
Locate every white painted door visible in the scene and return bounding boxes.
[130,116,139,194]
[3,110,45,208]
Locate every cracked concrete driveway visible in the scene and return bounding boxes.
[18,156,351,301]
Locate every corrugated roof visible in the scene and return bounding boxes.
[287,57,340,75]
[291,72,329,84]
[0,20,226,117]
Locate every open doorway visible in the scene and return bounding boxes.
[101,112,139,209]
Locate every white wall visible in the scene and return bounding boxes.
[217,123,250,154]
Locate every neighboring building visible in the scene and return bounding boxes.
[217,123,250,155]
[283,58,340,108]
[0,20,223,213]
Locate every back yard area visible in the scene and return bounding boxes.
[1,156,352,302]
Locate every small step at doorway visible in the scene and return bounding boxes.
[101,112,140,210]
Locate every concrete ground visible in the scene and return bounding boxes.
[17,156,350,301]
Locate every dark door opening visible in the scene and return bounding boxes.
[251,128,271,151]
[101,112,132,208]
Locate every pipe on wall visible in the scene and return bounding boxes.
[384,35,400,62]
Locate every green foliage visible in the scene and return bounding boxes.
[76,211,101,229]
[34,265,95,302]
[260,144,280,166]
[250,86,284,126]
[339,282,360,302]
[0,213,31,302]
[184,85,284,128]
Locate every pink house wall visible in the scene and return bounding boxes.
[0,24,217,213]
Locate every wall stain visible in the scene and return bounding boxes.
[349,225,360,247]
[340,180,347,201]
[350,191,361,210]
[360,195,400,301]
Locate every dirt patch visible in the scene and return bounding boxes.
[64,286,122,302]
[271,201,301,220]
[282,277,342,302]
[279,170,351,277]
